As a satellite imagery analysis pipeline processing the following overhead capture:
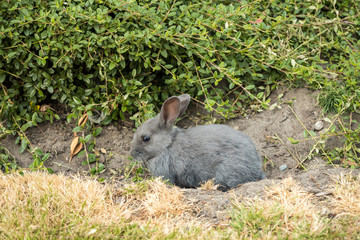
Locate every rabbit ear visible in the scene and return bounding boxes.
[177,94,190,116]
[159,96,181,128]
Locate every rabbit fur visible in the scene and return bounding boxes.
[130,94,265,190]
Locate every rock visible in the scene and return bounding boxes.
[315,191,332,197]
[314,121,324,131]
[279,164,288,171]
[99,155,106,164]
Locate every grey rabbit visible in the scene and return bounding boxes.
[130,94,265,190]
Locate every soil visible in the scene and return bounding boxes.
[1,87,359,224]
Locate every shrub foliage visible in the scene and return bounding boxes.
[1,0,360,169]
[1,0,359,127]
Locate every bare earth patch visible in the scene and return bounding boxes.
[1,87,360,227]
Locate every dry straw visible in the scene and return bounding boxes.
[0,171,359,239]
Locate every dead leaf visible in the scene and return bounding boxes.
[109,168,118,175]
[100,148,107,154]
[345,161,359,166]
[40,105,52,112]
[123,211,132,220]
[78,113,88,127]
[70,137,83,162]
[94,149,100,156]
[249,18,263,24]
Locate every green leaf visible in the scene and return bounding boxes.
[72,126,82,132]
[84,134,92,142]
[77,150,86,158]
[161,50,168,58]
[93,127,103,137]
[257,92,264,99]
[303,130,308,138]
[288,137,299,144]
[109,62,116,70]
[20,138,28,153]
[29,88,36,98]
[32,112,38,123]
[21,122,31,132]
[98,163,105,171]
[73,97,82,105]
[34,148,43,156]
[102,117,112,125]
[309,131,316,137]
[330,125,336,133]
[229,82,235,89]
[0,73,5,83]
[245,85,255,90]
[207,99,216,106]
[42,153,50,161]
[7,52,17,58]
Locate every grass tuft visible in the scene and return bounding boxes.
[230,177,360,239]
[0,172,359,239]
[198,179,219,191]
[331,174,360,217]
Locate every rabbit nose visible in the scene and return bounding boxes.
[129,147,137,157]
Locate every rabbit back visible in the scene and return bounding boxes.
[144,124,264,189]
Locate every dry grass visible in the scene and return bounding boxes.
[331,173,360,216]
[0,172,214,239]
[0,172,124,238]
[0,172,122,223]
[0,171,359,239]
[114,178,195,225]
[231,178,328,239]
[266,177,325,235]
[230,176,360,239]
[198,179,219,191]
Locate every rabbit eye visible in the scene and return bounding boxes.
[142,136,151,142]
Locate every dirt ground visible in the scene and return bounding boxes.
[1,87,359,224]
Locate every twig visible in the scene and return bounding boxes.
[0,69,20,79]
[83,131,91,171]
[160,0,176,25]
[288,105,335,167]
[53,162,74,170]
[274,133,307,171]
[11,115,34,149]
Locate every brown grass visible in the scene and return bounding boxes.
[0,171,123,224]
[331,173,360,216]
[114,178,194,224]
[198,179,219,191]
[0,171,359,239]
[0,172,212,238]
[231,178,328,238]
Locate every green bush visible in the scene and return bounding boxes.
[1,0,359,128]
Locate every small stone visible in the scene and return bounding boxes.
[233,126,240,130]
[279,164,288,171]
[315,191,332,197]
[314,120,324,131]
[109,168,118,175]
[99,155,106,164]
